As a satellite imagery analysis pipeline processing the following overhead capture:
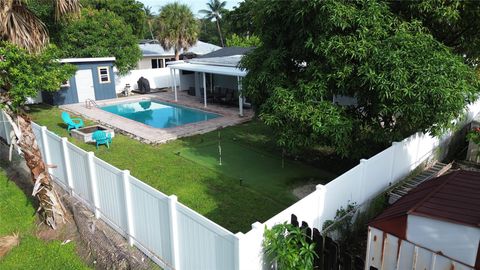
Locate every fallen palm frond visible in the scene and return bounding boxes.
[0,232,20,258]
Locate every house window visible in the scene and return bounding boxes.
[97,67,110,83]
[151,58,165,69]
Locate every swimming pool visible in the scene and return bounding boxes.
[101,100,221,128]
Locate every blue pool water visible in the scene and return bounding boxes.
[101,100,221,128]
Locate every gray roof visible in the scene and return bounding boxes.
[188,55,243,67]
[197,47,254,59]
[140,41,221,57]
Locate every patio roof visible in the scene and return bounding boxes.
[168,62,247,77]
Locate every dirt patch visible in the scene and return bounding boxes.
[292,183,317,199]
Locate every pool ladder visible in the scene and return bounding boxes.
[85,99,99,109]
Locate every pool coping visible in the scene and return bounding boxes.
[60,93,254,144]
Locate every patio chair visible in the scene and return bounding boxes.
[92,130,112,149]
[219,88,235,104]
[61,112,84,131]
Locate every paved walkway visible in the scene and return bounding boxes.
[61,91,254,144]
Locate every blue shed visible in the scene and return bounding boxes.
[42,57,117,105]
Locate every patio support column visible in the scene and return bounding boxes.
[203,72,207,107]
[173,69,178,101]
[178,69,182,93]
[238,76,244,117]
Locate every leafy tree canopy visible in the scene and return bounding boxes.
[388,0,480,64]
[242,0,480,158]
[224,0,258,37]
[56,8,142,74]
[226,34,261,47]
[81,0,147,39]
[0,42,76,109]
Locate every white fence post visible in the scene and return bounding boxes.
[234,232,243,270]
[359,159,368,203]
[87,152,101,218]
[122,170,135,246]
[389,142,399,184]
[168,195,181,270]
[61,137,74,194]
[1,111,10,144]
[40,126,52,174]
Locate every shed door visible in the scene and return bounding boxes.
[75,69,95,102]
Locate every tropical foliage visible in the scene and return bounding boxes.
[389,0,480,64]
[56,8,141,74]
[263,223,317,270]
[226,34,261,47]
[200,0,227,47]
[0,0,80,229]
[82,0,147,39]
[241,0,480,158]
[155,3,198,60]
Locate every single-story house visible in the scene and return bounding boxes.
[137,40,221,70]
[168,47,254,116]
[365,170,480,270]
[42,57,116,105]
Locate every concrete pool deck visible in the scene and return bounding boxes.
[61,91,254,144]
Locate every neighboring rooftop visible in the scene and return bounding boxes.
[188,55,244,67]
[197,47,254,59]
[139,41,221,57]
[371,170,480,235]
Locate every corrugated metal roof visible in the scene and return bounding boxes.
[139,41,221,57]
[371,170,480,231]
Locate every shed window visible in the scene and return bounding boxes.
[151,58,164,69]
[98,67,110,83]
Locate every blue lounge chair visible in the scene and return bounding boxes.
[61,112,84,131]
[92,130,112,149]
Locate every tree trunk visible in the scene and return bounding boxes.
[175,47,180,61]
[13,113,66,229]
[216,19,225,47]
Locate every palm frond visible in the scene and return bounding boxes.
[53,0,80,21]
[0,0,48,53]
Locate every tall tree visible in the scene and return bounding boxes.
[242,0,480,158]
[155,3,198,61]
[388,0,480,65]
[223,0,258,37]
[143,5,155,40]
[199,0,227,47]
[82,0,146,39]
[56,8,142,74]
[0,0,80,229]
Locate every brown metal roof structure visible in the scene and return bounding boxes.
[370,170,480,238]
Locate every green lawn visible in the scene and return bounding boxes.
[28,104,336,233]
[0,166,90,269]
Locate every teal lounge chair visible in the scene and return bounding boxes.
[61,112,84,131]
[92,130,112,149]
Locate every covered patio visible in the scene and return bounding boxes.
[168,60,248,116]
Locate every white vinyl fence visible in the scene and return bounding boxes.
[0,111,238,270]
[115,68,178,93]
[1,99,480,270]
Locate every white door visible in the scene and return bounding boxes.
[75,69,95,102]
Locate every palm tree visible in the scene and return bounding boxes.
[199,0,227,47]
[156,3,198,61]
[143,5,155,40]
[0,0,80,229]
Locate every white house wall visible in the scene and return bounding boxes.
[137,56,173,70]
[407,215,480,267]
[115,68,178,93]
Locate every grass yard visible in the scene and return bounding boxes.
[0,165,90,269]
[28,104,337,233]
